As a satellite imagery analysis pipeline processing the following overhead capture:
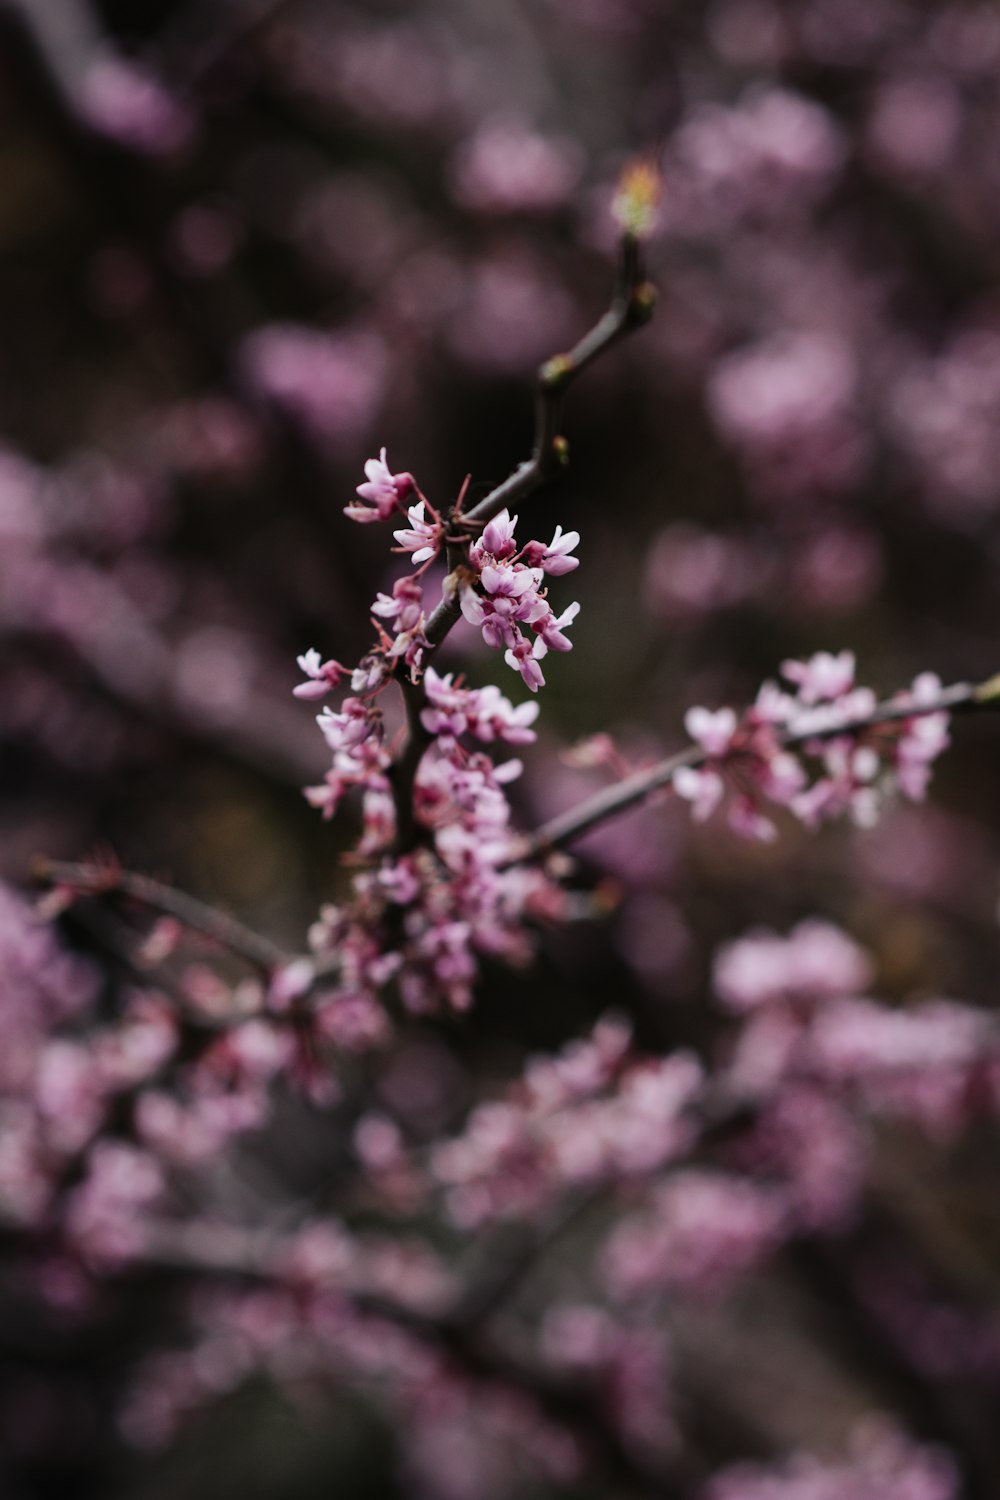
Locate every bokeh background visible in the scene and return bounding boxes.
[4,0,1000,1496]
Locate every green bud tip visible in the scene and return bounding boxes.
[974,672,1000,704]
[540,354,574,389]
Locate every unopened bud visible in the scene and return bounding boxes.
[612,157,662,241]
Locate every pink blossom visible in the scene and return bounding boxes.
[727,796,778,842]
[532,600,580,656]
[345,448,415,523]
[293,648,346,700]
[241,326,386,449]
[480,560,541,600]
[520,525,581,575]
[473,508,519,564]
[448,119,583,214]
[393,501,441,565]
[420,669,539,744]
[603,1171,788,1299]
[79,58,194,157]
[781,649,856,704]
[504,637,547,692]
[714,919,873,1012]
[462,507,581,686]
[684,705,738,755]
[674,765,725,821]
[704,1425,957,1500]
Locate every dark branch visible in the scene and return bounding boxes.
[32,857,291,975]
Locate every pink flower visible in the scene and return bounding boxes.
[293,649,346,700]
[316,698,377,752]
[372,577,424,632]
[474,508,519,563]
[521,525,581,575]
[532,600,580,657]
[504,638,546,692]
[727,796,778,842]
[684,706,738,756]
[481,561,540,598]
[393,501,441,565]
[713,920,873,1012]
[896,714,950,800]
[781,649,856,704]
[420,669,540,744]
[344,448,414,523]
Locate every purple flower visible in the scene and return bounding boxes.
[504,638,546,692]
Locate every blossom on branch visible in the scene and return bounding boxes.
[674,653,953,842]
[344,448,415,523]
[461,507,580,690]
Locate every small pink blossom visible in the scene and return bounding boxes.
[474,508,519,563]
[674,765,725,821]
[481,561,540,598]
[781,649,856,704]
[393,501,441,565]
[504,638,546,692]
[727,796,778,842]
[684,706,738,755]
[532,600,580,657]
[372,576,424,632]
[521,525,581,575]
[293,648,346,700]
[344,448,414,523]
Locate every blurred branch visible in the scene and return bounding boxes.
[518,675,998,861]
[139,1213,696,1499]
[32,856,291,974]
[0,0,186,158]
[0,0,112,124]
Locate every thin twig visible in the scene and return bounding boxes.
[32,857,291,974]
[420,232,656,656]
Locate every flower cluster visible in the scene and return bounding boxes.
[0,878,354,1268]
[716,920,1000,1137]
[704,1425,956,1500]
[675,652,951,840]
[287,459,593,1023]
[426,1017,702,1226]
[460,508,580,690]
